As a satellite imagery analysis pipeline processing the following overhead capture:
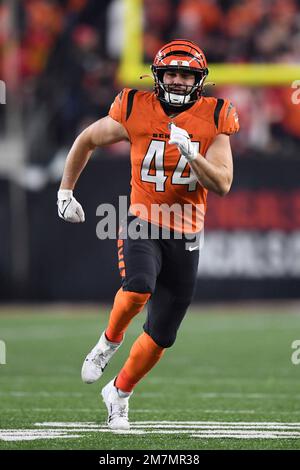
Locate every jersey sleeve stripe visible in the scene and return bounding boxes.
[214,98,225,130]
[126,89,138,121]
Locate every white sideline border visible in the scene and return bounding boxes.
[1,421,300,442]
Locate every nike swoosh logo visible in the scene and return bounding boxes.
[58,200,72,218]
[188,246,199,252]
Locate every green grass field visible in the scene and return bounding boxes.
[0,304,300,450]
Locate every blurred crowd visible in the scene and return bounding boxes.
[0,0,300,165]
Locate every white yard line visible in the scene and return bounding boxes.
[127,420,300,426]
[35,421,300,429]
[190,433,300,439]
[2,420,300,442]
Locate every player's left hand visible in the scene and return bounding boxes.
[168,123,198,162]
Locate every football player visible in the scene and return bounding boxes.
[57,39,239,430]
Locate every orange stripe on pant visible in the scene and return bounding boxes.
[115,332,165,392]
[117,240,126,277]
[105,288,151,343]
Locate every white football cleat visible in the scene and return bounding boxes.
[101,378,132,430]
[81,332,123,384]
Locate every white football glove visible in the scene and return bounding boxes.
[57,189,85,223]
[168,123,198,162]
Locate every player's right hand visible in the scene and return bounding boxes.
[168,123,198,162]
[57,189,85,223]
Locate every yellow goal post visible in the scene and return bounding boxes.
[118,0,300,87]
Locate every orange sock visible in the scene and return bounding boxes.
[115,332,165,392]
[105,288,151,343]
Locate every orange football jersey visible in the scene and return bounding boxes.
[109,88,239,233]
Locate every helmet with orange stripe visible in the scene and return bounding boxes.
[151,39,209,106]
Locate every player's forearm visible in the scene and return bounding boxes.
[60,133,95,190]
[189,154,232,196]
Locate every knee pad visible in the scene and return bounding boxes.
[143,326,176,349]
[144,294,192,348]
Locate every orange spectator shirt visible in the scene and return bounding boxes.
[109,88,239,233]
